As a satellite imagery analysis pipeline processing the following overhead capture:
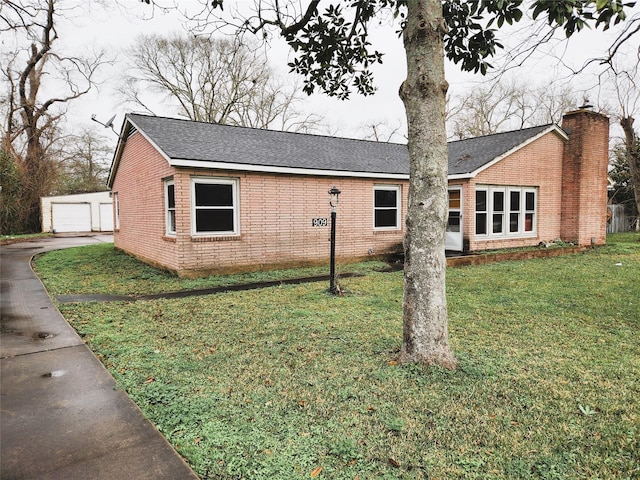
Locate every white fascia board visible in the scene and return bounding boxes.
[170,158,410,180]
[464,124,568,179]
[448,173,474,180]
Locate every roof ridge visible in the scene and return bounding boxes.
[125,112,407,147]
[447,123,556,145]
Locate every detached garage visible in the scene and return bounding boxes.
[41,191,113,233]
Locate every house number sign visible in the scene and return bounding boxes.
[311,218,328,227]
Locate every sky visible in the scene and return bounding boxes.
[21,1,640,150]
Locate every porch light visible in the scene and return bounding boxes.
[328,186,341,295]
[329,186,341,208]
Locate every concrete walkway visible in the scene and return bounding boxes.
[1,235,199,480]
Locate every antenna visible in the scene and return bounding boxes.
[91,114,118,135]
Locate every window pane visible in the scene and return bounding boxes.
[196,209,234,232]
[476,190,487,211]
[525,191,535,211]
[510,191,520,211]
[493,213,504,233]
[449,190,461,209]
[167,184,175,208]
[447,212,461,232]
[510,213,519,232]
[195,183,233,207]
[168,210,176,232]
[476,213,487,235]
[525,213,534,232]
[375,209,397,228]
[493,191,504,212]
[375,189,397,208]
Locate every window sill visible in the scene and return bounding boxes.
[162,235,177,243]
[475,233,537,240]
[191,235,241,243]
[374,228,402,234]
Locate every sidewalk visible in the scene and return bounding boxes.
[0,235,199,480]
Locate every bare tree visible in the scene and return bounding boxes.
[357,119,406,143]
[55,128,112,195]
[1,0,105,233]
[448,80,581,140]
[121,33,321,132]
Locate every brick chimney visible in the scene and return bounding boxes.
[560,109,609,246]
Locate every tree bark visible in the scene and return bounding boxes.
[398,0,456,368]
[620,116,640,230]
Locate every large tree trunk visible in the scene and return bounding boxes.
[620,116,640,231]
[398,0,456,368]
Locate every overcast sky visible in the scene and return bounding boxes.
[52,1,639,148]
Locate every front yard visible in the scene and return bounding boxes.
[34,234,640,479]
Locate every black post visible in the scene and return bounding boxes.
[330,206,337,294]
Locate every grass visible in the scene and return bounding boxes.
[35,233,640,479]
[0,232,52,244]
[33,243,389,295]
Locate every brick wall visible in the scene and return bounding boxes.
[464,130,566,251]
[560,110,609,246]
[111,133,179,272]
[113,133,407,277]
[112,114,608,275]
[173,172,408,276]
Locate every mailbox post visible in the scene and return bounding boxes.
[328,186,341,295]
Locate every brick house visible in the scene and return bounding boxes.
[107,109,608,277]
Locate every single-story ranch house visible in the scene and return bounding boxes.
[107,109,609,277]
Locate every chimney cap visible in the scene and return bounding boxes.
[579,97,593,110]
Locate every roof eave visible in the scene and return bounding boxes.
[170,158,410,180]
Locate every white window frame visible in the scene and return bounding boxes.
[490,187,506,235]
[373,185,401,230]
[190,177,239,236]
[113,192,120,230]
[524,188,536,234]
[164,178,176,236]
[475,185,537,239]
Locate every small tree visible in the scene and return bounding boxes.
[609,141,640,222]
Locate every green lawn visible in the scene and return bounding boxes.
[34,234,640,479]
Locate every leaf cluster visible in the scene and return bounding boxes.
[532,0,634,36]
[443,0,524,75]
[203,0,637,99]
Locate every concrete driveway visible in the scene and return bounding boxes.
[1,235,199,480]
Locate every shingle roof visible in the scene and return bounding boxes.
[120,113,562,179]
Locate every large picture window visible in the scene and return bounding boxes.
[374,185,401,229]
[165,179,176,235]
[191,177,239,235]
[476,186,537,238]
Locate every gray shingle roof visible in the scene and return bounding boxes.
[125,113,559,178]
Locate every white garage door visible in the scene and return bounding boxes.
[52,203,92,233]
[99,203,114,231]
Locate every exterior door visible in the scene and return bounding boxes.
[446,187,463,251]
[99,203,114,231]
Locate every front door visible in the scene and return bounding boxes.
[446,187,463,251]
